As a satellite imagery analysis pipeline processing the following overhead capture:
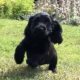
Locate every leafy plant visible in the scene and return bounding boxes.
[0,0,34,19]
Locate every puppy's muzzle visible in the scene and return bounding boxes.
[33,23,52,36]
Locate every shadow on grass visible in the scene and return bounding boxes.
[0,65,48,79]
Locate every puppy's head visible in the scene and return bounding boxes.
[24,12,63,43]
[49,20,63,44]
[25,12,53,39]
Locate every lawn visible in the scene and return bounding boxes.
[0,19,80,80]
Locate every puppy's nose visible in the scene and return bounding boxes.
[37,23,46,31]
[35,25,46,31]
[40,26,46,31]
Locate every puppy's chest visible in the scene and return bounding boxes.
[28,41,49,52]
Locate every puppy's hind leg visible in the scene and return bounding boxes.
[14,38,27,64]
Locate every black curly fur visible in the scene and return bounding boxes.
[14,12,63,72]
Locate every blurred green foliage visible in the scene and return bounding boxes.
[0,0,34,19]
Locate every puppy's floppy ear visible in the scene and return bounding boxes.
[50,14,62,32]
[49,15,63,44]
[24,16,34,36]
[52,20,62,32]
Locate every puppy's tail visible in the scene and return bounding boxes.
[14,38,27,64]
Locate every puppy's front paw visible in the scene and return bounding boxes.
[49,67,57,73]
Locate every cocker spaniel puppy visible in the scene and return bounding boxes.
[14,12,63,73]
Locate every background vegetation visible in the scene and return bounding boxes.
[0,19,80,80]
[0,0,34,19]
[35,0,80,25]
[0,0,80,25]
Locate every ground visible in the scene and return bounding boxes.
[0,19,80,80]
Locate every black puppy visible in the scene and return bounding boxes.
[14,12,63,72]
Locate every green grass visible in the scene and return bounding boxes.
[0,19,80,80]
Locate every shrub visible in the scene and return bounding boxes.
[69,17,79,26]
[0,0,34,19]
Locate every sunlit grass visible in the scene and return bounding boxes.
[0,19,80,80]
